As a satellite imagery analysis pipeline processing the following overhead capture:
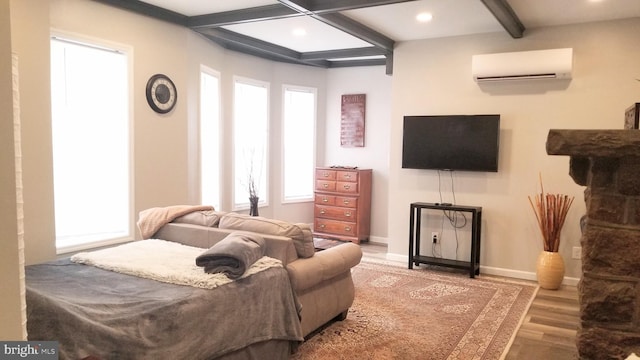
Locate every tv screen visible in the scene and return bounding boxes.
[402,115,500,172]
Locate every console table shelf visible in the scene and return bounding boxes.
[408,202,482,278]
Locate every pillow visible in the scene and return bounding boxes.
[173,210,226,227]
[219,213,315,258]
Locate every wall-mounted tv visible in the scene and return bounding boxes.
[402,115,500,172]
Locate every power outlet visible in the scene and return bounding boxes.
[572,246,582,259]
[431,232,439,244]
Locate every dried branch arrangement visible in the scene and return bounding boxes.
[528,174,575,252]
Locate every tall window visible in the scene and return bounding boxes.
[50,36,131,253]
[233,77,268,209]
[282,85,316,202]
[200,67,221,210]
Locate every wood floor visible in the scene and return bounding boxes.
[358,242,580,360]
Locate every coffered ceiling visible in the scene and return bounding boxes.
[94,0,640,74]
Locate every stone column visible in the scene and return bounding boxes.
[547,130,640,360]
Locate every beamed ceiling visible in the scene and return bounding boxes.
[93,0,522,75]
[92,0,640,75]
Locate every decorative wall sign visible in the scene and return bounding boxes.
[340,94,366,147]
[624,103,640,129]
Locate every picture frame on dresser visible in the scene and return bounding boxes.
[313,167,372,244]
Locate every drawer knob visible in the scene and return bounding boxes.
[319,224,326,229]
[323,172,330,177]
[322,198,329,202]
[345,211,351,217]
[344,174,351,179]
[343,199,350,205]
[343,184,351,190]
[344,226,352,231]
[323,183,329,188]
[320,209,326,215]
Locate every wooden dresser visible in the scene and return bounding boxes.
[313,167,372,244]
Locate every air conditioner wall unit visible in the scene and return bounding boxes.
[472,48,573,82]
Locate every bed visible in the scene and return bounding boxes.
[25,239,304,360]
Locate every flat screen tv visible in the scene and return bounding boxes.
[402,115,500,172]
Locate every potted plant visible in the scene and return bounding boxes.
[528,174,574,289]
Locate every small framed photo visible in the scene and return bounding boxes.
[624,103,640,129]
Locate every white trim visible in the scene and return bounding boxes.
[281,84,317,204]
[231,76,270,211]
[50,30,135,253]
[386,252,581,286]
[199,65,222,210]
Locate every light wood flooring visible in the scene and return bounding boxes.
[357,241,580,360]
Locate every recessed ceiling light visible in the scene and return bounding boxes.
[416,12,433,23]
[292,28,307,37]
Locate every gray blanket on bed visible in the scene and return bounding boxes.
[196,232,265,279]
[26,259,303,360]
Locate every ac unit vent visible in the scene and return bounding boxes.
[472,48,573,82]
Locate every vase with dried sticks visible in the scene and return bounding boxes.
[528,174,574,289]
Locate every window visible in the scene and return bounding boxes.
[200,67,221,210]
[50,35,131,253]
[282,85,316,202]
[233,77,268,209]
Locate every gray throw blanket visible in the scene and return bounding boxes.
[196,232,265,278]
[26,259,303,359]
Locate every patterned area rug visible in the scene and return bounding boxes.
[292,259,537,360]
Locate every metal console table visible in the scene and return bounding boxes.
[408,202,482,278]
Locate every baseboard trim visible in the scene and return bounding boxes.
[367,236,387,245]
[385,253,581,286]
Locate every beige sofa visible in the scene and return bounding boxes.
[153,210,363,337]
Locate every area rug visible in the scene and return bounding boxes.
[291,259,537,360]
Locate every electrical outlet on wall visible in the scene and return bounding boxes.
[572,246,582,259]
[431,232,439,244]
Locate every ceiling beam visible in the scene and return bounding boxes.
[92,0,188,26]
[197,28,329,68]
[329,58,388,68]
[315,12,394,52]
[480,0,525,38]
[279,0,417,14]
[301,47,387,61]
[188,5,300,29]
[94,0,397,73]
[278,0,395,52]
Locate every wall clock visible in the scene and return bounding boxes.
[145,74,177,114]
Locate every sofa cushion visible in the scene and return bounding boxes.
[218,213,315,258]
[173,210,226,227]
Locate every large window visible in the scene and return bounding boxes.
[233,77,268,209]
[200,67,221,210]
[282,85,316,202]
[50,35,131,253]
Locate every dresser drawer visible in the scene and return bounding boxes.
[315,219,357,237]
[315,194,336,206]
[335,196,357,208]
[316,180,336,191]
[337,171,358,182]
[316,169,336,180]
[335,181,358,194]
[315,205,358,222]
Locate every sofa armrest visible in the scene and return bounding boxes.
[286,242,362,291]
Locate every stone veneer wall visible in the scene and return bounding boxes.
[547,130,640,360]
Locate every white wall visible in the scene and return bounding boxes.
[387,18,640,280]
[11,0,55,265]
[8,0,640,288]
[13,0,328,265]
[325,66,392,243]
[0,0,25,340]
